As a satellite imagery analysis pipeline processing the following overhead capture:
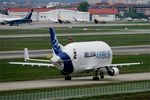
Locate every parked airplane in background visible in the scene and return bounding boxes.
[0,18,19,24]
[58,18,71,24]
[73,17,87,23]
[56,14,71,24]
[94,19,106,24]
[10,28,141,80]
[49,19,59,23]
[0,9,33,26]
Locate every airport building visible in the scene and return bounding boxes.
[7,8,53,21]
[6,8,90,22]
[2,7,118,22]
[88,8,118,21]
[39,9,90,21]
[87,0,150,4]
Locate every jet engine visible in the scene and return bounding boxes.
[107,67,119,76]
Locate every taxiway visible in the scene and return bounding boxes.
[0,45,149,59]
[0,72,149,91]
[0,22,150,29]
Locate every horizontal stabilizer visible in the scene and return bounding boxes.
[9,62,54,67]
[24,48,50,62]
[9,48,54,67]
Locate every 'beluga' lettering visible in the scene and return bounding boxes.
[84,51,111,59]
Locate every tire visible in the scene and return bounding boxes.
[93,77,99,80]
[65,76,71,80]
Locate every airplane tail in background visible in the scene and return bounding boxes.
[24,9,33,19]
[73,17,78,22]
[49,28,63,55]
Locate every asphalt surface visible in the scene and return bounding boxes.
[1,30,150,39]
[0,45,149,59]
[0,72,149,91]
[0,21,150,29]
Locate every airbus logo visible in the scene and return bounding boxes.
[84,51,111,59]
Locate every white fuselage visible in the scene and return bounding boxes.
[0,18,21,22]
[58,41,112,73]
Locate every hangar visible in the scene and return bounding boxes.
[6,8,90,22]
[88,8,118,22]
[39,9,90,22]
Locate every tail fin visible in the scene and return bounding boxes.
[49,28,62,55]
[73,17,78,22]
[25,9,33,19]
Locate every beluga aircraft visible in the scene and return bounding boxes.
[10,28,141,80]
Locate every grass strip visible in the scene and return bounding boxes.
[1,34,149,51]
[0,55,149,82]
[68,91,150,100]
[0,25,150,35]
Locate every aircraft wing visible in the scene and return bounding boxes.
[107,62,141,67]
[86,62,141,70]
[9,62,54,67]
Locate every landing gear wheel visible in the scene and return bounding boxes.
[65,76,71,80]
[100,73,104,79]
[93,77,99,80]
[92,69,99,80]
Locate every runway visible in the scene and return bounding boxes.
[0,45,149,59]
[0,72,149,91]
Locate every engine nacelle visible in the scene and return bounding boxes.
[107,67,119,76]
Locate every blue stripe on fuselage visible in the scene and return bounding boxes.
[57,52,74,75]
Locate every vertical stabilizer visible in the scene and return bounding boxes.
[49,28,62,55]
[25,9,33,19]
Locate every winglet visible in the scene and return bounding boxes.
[24,48,30,62]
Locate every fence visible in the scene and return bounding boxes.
[0,81,150,100]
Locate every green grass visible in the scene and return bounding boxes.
[0,58,61,82]
[1,34,150,51]
[0,55,149,82]
[68,91,150,100]
[113,55,150,74]
[0,25,150,35]
[0,28,121,35]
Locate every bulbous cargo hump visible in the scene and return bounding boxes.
[64,41,113,72]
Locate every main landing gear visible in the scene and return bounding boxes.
[61,71,72,80]
[65,75,71,80]
[93,69,104,80]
